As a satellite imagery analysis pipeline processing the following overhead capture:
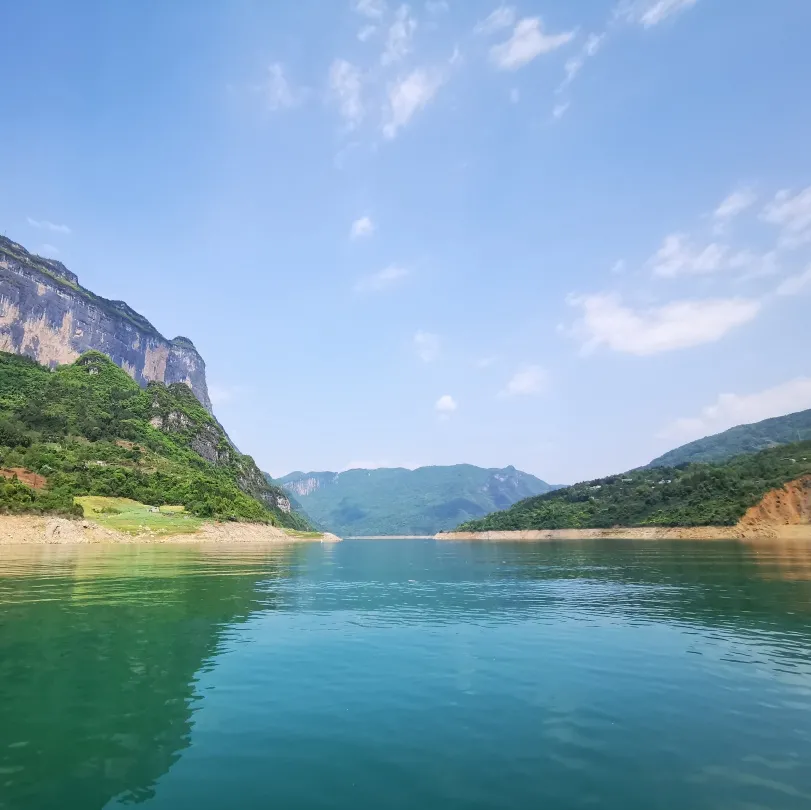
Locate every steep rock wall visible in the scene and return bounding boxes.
[0,236,211,411]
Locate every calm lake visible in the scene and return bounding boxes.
[1,539,811,809]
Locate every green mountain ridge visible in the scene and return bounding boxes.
[455,441,811,532]
[278,464,557,536]
[647,408,811,468]
[0,350,309,529]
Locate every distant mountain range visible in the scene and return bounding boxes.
[275,465,559,536]
[648,408,811,468]
[454,409,811,533]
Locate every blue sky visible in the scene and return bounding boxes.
[2,0,811,483]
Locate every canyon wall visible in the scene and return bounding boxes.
[0,236,211,411]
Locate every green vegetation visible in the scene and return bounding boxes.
[76,496,204,535]
[456,441,811,531]
[0,350,310,528]
[277,465,556,536]
[647,408,811,467]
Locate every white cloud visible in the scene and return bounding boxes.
[776,265,811,296]
[490,18,575,70]
[660,377,811,442]
[500,365,547,397]
[353,0,386,18]
[350,215,375,239]
[329,59,364,128]
[761,186,811,250]
[264,63,303,111]
[714,187,757,224]
[382,68,445,138]
[414,330,440,362]
[552,101,570,120]
[611,259,627,275]
[569,293,760,356]
[381,5,417,66]
[37,243,60,257]
[355,265,408,293]
[649,233,728,278]
[728,249,779,280]
[435,394,457,413]
[559,32,604,90]
[474,5,516,35]
[358,24,377,41]
[27,217,71,234]
[425,0,449,13]
[620,0,699,28]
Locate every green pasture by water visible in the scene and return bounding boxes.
[1,538,810,809]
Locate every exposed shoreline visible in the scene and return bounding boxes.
[0,516,341,545]
[436,525,811,542]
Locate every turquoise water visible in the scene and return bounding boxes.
[1,539,811,809]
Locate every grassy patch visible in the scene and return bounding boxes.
[76,496,204,536]
[283,529,324,539]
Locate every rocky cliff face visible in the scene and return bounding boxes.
[0,236,211,411]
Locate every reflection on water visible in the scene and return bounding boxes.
[0,539,810,810]
[0,544,304,809]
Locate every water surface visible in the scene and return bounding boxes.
[1,539,811,809]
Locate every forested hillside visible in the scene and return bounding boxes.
[0,351,309,528]
[456,442,811,532]
[648,409,811,467]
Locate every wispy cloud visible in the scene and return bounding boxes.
[350,215,375,239]
[490,18,575,70]
[558,0,699,97]
[36,243,60,257]
[358,24,378,42]
[500,366,547,397]
[27,217,71,235]
[617,0,699,28]
[761,186,811,250]
[264,63,304,111]
[568,293,760,356]
[329,59,364,128]
[714,187,757,223]
[660,377,811,442]
[413,330,440,362]
[559,33,604,91]
[474,5,516,35]
[381,5,417,65]
[353,0,386,18]
[649,234,728,278]
[425,1,449,14]
[775,265,811,297]
[355,265,409,293]
[382,68,445,138]
[552,101,570,120]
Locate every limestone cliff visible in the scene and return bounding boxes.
[0,235,211,410]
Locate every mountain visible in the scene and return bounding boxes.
[647,408,811,468]
[455,441,811,532]
[0,350,309,529]
[0,235,211,410]
[277,465,557,536]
